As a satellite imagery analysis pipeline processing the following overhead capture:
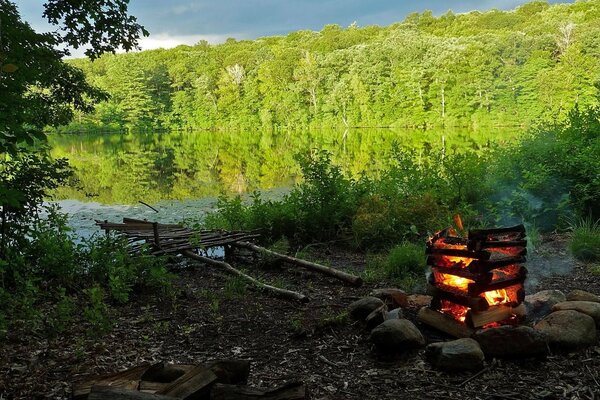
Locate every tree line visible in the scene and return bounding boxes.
[62,0,600,132]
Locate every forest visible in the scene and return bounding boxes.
[60,0,600,132]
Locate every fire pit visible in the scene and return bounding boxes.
[418,224,528,337]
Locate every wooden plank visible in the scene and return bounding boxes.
[73,363,156,400]
[88,385,174,400]
[156,365,218,399]
[211,381,306,400]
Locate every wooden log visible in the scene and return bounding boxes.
[138,381,170,394]
[234,242,362,287]
[210,381,307,400]
[469,240,527,251]
[467,256,527,273]
[88,386,173,400]
[467,272,527,296]
[468,224,525,239]
[417,307,475,338]
[466,303,527,328]
[425,247,490,260]
[182,250,309,303]
[156,364,218,399]
[426,284,489,311]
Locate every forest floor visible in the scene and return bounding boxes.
[1,234,599,400]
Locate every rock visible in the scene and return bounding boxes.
[566,290,600,303]
[425,338,484,371]
[348,297,385,321]
[473,326,548,358]
[552,301,600,326]
[370,319,425,352]
[365,304,388,330]
[385,308,403,320]
[406,294,432,309]
[534,310,597,349]
[369,288,408,308]
[525,290,566,320]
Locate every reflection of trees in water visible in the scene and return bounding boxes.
[49,127,520,204]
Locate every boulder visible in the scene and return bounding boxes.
[525,290,566,320]
[534,310,597,349]
[552,301,600,326]
[365,304,388,330]
[385,308,403,321]
[473,326,548,358]
[369,288,408,308]
[348,297,385,321]
[566,290,600,303]
[370,319,425,352]
[426,338,485,371]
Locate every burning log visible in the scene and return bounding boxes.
[422,224,528,336]
[417,307,475,338]
[466,303,527,328]
[427,284,489,311]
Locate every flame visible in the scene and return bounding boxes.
[435,272,474,291]
[454,214,464,231]
[483,289,510,305]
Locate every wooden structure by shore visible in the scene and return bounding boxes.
[96,218,362,302]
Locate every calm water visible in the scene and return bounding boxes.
[49,127,522,205]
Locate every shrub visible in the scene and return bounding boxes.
[364,243,427,291]
[569,217,600,262]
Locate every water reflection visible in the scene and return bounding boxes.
[49,127,521,205]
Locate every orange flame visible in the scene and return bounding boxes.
[454,214,464,231]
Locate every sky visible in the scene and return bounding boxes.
[17,0,574,57]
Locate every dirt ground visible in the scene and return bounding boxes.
[1,234,599,399]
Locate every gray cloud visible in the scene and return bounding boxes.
[17,0,574,49]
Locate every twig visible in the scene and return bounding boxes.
[460,361,495,386]
[139,200,159,213]
[586,365,600,387]
[318,354,341,368]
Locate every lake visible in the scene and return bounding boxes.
[48,127,523,236]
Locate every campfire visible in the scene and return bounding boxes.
[418,223,528,337]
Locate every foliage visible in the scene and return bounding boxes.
[569,216,600,262]
[0,156,174,339]
[0,0,146,152]
[43,0,148,60]
[364,243,427,291]
[489,106,600,228]
[60,1,600,132]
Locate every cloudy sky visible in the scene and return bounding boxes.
[18,0,573,56]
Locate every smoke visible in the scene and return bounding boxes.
[524,251,576,291]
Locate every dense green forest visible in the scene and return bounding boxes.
[62,0,600,131]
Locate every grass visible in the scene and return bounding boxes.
[569,217,600,262]
[363,243,427,291]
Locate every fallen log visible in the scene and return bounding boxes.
[211,381,307,400]
[182,250,309,303]
[234,241,362,287]
[88,386,173,400]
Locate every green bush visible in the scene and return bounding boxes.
[569,217,600,262]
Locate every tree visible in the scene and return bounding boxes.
[0,0,147,153]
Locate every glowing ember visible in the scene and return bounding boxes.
[440,300,468,322]
[434,271,474,291]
